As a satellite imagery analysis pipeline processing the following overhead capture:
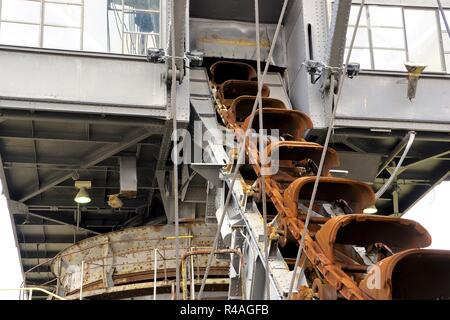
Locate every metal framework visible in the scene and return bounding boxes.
[0,0,449,300]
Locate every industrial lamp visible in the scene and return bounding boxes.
[363,205,378,215]
[405,62,427,101]
[74,181,92,204]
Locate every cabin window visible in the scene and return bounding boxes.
[345,3,450,74]
[0,0,163,55]
[108,0,161,55]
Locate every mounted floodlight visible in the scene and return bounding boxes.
[147,48,166,63]
[108,194,123,209]
[405,62,427,101]
[363,205,378,215]
[74,181,92,204]
[346,62,360,79]
[329,169,349,177]
[186,50,204,67]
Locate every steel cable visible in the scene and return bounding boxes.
[287,0,367,299]
[197,0,290,300]
[169,0,180,300]
[255,0,271,300]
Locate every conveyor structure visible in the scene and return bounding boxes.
[0,0,449,300]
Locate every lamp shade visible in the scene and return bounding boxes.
[75,187,91,204]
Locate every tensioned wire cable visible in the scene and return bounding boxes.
[169,0,180,300]
[197,0,290,300]
[287,0,367,299]
[437,0,450,40]
[255,0,270,300]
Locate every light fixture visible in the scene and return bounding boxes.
[329,169,349,177]
[74,181,92,204]
[363,205,378,215]
[108,194,123,209]
[405,62,427,101]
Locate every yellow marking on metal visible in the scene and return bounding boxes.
[198,37,270,48]
[164,235,194,240]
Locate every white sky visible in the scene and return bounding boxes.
[0,180,449,299]
[0,184,24,300]
[403,181,450,249]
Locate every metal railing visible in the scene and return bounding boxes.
[0,288,66,300]
[70,246,170,300]
[181,248,243,300]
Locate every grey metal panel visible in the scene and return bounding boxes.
[168,0,188,74]
[190,68,209,82]
[190,81,211,97]
[119,157,137,193]
[285,0,330,128]
[325,0,352,68]
[337,74,450,131]
[190,18,287,67]
[337,151,383,183]
[0,49,167,115]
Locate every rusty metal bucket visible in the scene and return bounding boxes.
[229,96,287,123]
[218,80,270,108]
[283,177,375,215]
[263,141,340,178]
[315,215,432,264]
[242,108,313,142]
[210,61,257,86]
[359,249,450,300]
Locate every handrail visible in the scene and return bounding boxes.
[0,288,66,300]
[181,249,243,300]
[26,234,194,279]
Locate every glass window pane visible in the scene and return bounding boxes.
[369,6,403,27]
[43,26,81,50]
[124,0,159,11]
[124,12,159,33]
[439,10,450,32]
[83,1,108,52]
[0,22,40,47]
[123,33,159,55]
[405,9,443,72]
[373,49,406,71]
[44,3,82,28]
[1,0,41,24]
[346,48,371,69]
[346,27,369,47]
[372,27,405,49]
[107,11,124,53]
[443,32,450,52]
[349,5,367,26]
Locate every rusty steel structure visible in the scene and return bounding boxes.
[50,224,231,300]
[209,60,450,300]
[2,0,450,301]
